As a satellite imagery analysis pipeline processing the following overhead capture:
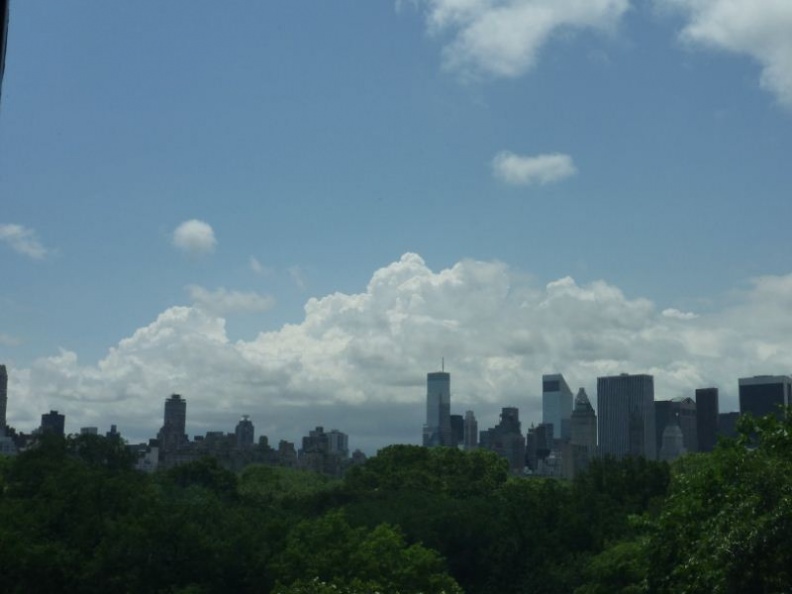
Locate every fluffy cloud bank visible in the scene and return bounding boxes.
[0,224,51,259]
[659,0,792,107]
[492,151,577,185]
[172,219,217,255]
[7,253,792,452]
[414,0,629,78]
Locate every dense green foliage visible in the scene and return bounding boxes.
[2,414,790,593]
[579,409,792,594]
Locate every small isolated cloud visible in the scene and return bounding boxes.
[413,0,630,78]
[0,224,50,259]
[186,285,275,315]
[659,0,792,108]
[492,151,577,185]
[662,308,699,320]
[172,220,217,255]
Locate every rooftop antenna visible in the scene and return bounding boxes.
[442,357,445,372]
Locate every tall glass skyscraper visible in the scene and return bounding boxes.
[423,371,451,447]
[597,373,656,460]
[542,373,573,441]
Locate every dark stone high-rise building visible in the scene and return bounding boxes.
[235,415,255,449]
[739,376,792,421]
[450,414,464,447]
[157,394,187,453]
[480,407,525,473]
[40,410,65,436]
[327,429,349,459]
[695,387,719,452]
[597,373,656,460]
[718,411,740,439]
[299,426,347,477]
[0,364,7,432]
[654,398,697,455]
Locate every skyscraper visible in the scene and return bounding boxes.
[235,415,255,449]
[40,410,65,436]
[157,394,187,453]
[463,410,478,450]
[423,371,451,447]
[739,375,792,420]
[327,429,349,459]
[658,421,686,462]
[479,407,525,473]
[0,364,7,433]
[695,387,719,452]
[565,388,598,479]
[450,414,464,447]
[570,388,597,456]
[597,373,656,460]
[654,398,697,455]
[542,373,573,441]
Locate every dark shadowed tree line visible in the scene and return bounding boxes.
[1,410,792,593]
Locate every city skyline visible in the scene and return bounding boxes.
[0,356,778,457]
[2,3,792,452]
[2,363,788,466]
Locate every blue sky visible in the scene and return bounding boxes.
[1,1,792,452]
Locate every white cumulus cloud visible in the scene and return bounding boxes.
[186,285,276,315]
[0,224,51,259]
[7,253,792,453]
[659,0,792,108]
[492,151,577,185]
[414,0,630,78]
[172,219,217,255]
[662,308,699,320]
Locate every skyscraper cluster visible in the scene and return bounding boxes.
[421,366,792,478]
[0,364,365,476]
